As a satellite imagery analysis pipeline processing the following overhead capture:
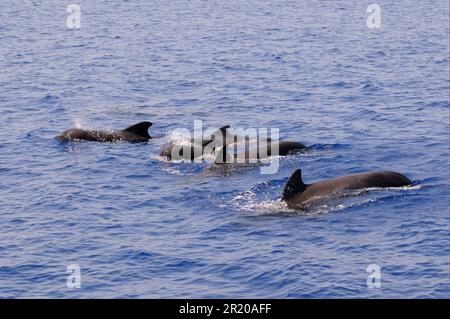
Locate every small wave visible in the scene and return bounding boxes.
[227,180,291,215]
[238,199,294,216]
[302,197,382,215]
[150,154,171,162]
[356,82,384,93]
[324,81,354,89]
[167,131,193,144]
[40,94,59,103]
[308,143,350,150]
[161,166,184,176]
[203,162,262,177]
[363,184,422,192]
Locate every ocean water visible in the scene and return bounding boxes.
[0,0,448,298]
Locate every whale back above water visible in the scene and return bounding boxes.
[282,169,412,209]
[56,121,152,143]
[214,140,307,164]
[160,125,231,160]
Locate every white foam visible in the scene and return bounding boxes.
[229,183,420,216]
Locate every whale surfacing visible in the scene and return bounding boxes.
[160,125,230,161]
[282,169,412,209]
[57,122,152,143]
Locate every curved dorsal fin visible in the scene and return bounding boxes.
[282,169,307,200]
[123,122,152,138]
[217,125,230,134]
[212,125,231,140]
[202,125,231,147]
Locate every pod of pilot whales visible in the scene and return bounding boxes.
[57,121,412,210]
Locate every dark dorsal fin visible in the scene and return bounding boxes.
[202,125,231,147]
[211,125,230,141]
[217,125,230,134]
[282,169,307,200]
[202,139,214,147]
[122,122,152,138]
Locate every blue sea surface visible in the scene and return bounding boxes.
[0,1,449,298]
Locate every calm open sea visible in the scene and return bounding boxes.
[0,0,448,298]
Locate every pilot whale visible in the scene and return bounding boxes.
[281,169,412,209]
[215,141,307,164]
[56,122,152,143]
[160,125,230,161]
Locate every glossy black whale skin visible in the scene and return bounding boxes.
[215,140,307,164]
[282,169,412,209]
[160,125,230,160]
[56,122,152,143]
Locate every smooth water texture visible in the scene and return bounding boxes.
[0,1,449,298]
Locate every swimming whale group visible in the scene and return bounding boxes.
[57,121,412,211]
